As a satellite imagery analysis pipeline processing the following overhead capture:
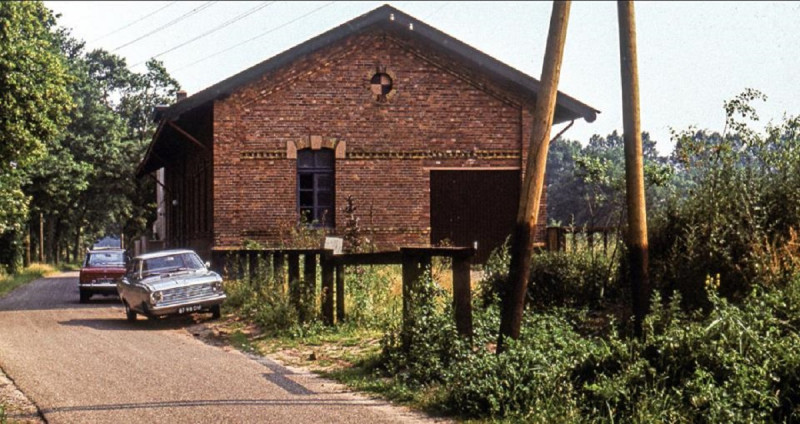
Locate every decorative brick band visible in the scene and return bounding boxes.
[362,226,431,235]
[241,151,286,160]
[243,149,520,161]
[346,149,520,160]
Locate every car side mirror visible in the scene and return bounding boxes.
[204,261,211,269]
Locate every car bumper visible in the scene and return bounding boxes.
[79,283,118,295]
[148,294,226,316]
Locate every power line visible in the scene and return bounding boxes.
[91,2,178,43]
[175,2,335,71]
[113,1,219,52]
[131,1,276,67]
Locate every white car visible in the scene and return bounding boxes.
[117,249,226,322]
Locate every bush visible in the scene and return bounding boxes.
[479,240,622,310]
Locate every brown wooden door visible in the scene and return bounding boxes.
[430,170,520,263]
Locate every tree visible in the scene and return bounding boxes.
[0,1,72,271]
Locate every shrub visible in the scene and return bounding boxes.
[479,240,622,310]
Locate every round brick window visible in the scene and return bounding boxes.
[370,72,393,96]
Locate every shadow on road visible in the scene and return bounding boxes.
[58,314,212,331]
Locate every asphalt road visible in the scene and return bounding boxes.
[0,273,440,423]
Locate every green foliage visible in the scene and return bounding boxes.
[380,269,464,387]
[547,132,671,227]
[650,90,800,304]
[0,263,55,297]
[0,1,73,268]
[345,265,400,328]
[479,239,622,310]
[368,266,800,422]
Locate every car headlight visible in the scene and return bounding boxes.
[150,291,163,304]
[212,281,222,292]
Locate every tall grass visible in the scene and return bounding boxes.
[0,263,56,298]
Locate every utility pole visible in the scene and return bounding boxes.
[618,0,650,335]
[499,0,571,352]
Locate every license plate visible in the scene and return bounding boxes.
[178,305,202,314]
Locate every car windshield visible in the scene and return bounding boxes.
[142,252,205,275]
[86,252,125,267]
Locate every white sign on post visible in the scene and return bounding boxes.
[324,237,343,255]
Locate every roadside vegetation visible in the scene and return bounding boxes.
[1,1,180,274]
[0,263,59,298]
[216,91,800,422]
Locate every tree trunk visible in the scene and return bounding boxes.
[618,0,650,336]
[498,0,571,353]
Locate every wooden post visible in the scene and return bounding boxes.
[248,251,258,282]
[452,256,473,340]
[321,253,335,325]
[273,252,286,293]
[288,252,300,314]
[401,250,428,351]
[302,252,317,323]
[618,0,650,336]
[335,264,345,322]
[499,0,571,352]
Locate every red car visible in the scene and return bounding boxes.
[79,248,128,303]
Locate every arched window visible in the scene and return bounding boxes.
[297,149,334,227]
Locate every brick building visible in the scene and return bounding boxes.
[137,5,597,262]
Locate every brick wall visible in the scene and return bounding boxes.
[212,30,546,251]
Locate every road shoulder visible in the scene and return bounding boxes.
[0,366,44,424]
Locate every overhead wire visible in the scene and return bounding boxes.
[174,1,335,71]
[131,1,276,67]
[91,2,178,43]
[113,1,219,52]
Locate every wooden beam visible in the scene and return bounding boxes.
[321,255,335,325]
[335,264,345,322]
[168,121,207,151]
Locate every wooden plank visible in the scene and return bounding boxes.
[401,251,430,351]
[273,253,285,292]
[329,251,402,266]
[321,256,335,325]
[288,252,300,315]
[302,253,317,323]
[335,264,345,322]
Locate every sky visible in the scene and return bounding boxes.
[45,1,800,155]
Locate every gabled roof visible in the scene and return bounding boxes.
[157,4,598,122]
[139,4,598,176]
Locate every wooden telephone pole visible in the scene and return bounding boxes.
[499,0,571,351]
[618,0,650,335]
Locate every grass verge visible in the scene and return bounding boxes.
[0,264,58,298]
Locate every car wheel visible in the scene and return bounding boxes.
[210,304,221,320]
[79,290,91,303]
[124,302,137,322]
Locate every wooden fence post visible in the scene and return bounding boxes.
[321,252,335,325]
[273,252,285,293]
[288,252,300,315]
[335,264,345,322]
[302,252,317,323]
[401,250,428,351]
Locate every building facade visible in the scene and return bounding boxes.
[138,5,597,262]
